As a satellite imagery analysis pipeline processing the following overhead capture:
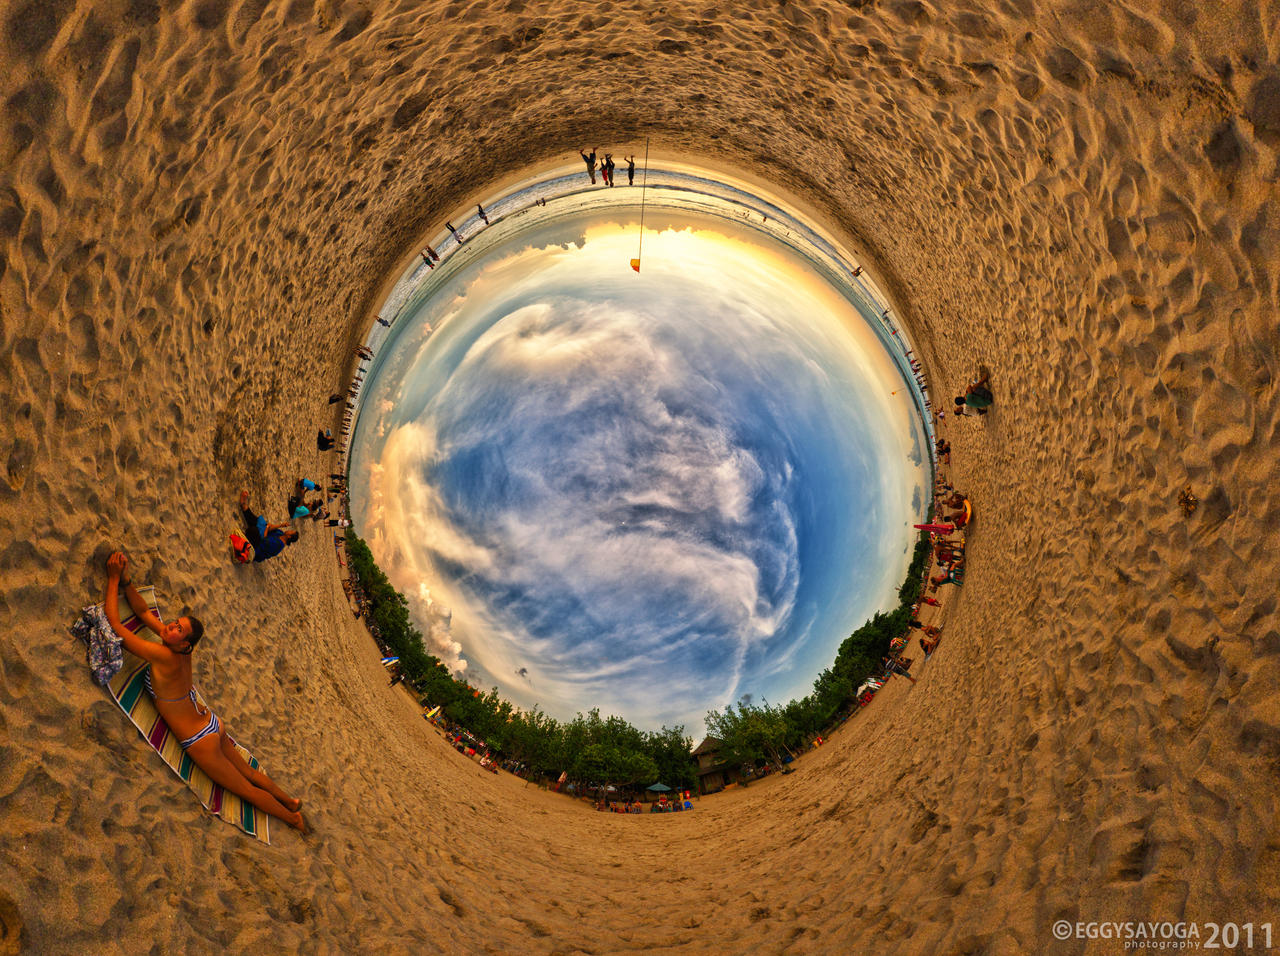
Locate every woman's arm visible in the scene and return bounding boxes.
[104,552,167,663]
[122,579,166,637]
[115,560,166,637]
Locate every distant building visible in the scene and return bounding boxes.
[692,736,744,795]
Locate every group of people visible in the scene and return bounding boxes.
[874,366,988,693]
[927,489,969,590]
[595,791,692,813]
[415,203,496,270]
[341,577,373,620]
[578,148,636,186]
[89,325,383,837]
[407,151,643,276]
[237,473,349,564]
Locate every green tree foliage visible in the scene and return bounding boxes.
[644,725,698,790]
[343,532,696,791]
[346,528,930,792]
[898,531,931,605]
[705,700,792,770]
[705,533,932,769]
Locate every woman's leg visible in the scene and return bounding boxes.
[219,731,301,812]
[186,730,306,830]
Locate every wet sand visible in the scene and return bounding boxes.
[1,0,1278,952]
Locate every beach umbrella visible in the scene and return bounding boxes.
[646,783,672,792]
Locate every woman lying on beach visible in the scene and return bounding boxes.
[102,551,308,832]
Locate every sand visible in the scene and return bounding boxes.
[1,0,1278,952]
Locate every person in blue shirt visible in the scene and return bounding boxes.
[238,490,298,561]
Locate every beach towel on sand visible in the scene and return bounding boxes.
[77,586,271,843]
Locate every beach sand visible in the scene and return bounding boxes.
[1,0,1278,952]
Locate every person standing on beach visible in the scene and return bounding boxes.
[603,154,616,187]
[580,148,598,184]
[477,203,490,225]
[625,155,636,185]
[446,221,463,243]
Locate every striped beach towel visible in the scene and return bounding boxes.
[92,587,270,843]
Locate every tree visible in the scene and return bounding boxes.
[343,528,931,791]
[705,699,791,771]
[643,725,697,790]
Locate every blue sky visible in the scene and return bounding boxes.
[349,207,928,735]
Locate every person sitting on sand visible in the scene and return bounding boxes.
[939,494,971,528]
[286,478,324,520]
[930,568,963,588]
[920,633,940,655]
[883,654,917,684]
[239,490,299,561]
[102,552,307,831]
[934,543,963,565]
[907,619,942,638]
[954,369,994,415]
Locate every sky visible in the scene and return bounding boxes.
[348,194,929,736]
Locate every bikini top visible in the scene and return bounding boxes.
[143,668,197,706]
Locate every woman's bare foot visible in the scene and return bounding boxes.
[285,809,309,833]
[282,796,302,813]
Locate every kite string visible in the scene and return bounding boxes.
[636,137,650,265]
